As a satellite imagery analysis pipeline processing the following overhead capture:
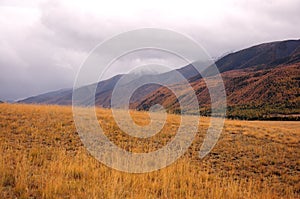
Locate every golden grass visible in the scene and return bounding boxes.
[0,103,299,198]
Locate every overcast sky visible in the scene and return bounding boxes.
[0,0,299,101]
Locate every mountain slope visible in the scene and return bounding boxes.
[18,39,300,119]
[192,39,300,78]
[18,63,200,107]
[135,63,300,119]
[19,75,123,106]
[216,39,300,72]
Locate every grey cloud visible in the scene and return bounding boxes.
[0,0,299,101]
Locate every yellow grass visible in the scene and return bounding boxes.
[0,103,299,198]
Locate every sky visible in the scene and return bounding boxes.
[0,0,299,101]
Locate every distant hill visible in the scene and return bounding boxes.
[19,75,123,106]
[19,39,300,119]
[19,64,200,107]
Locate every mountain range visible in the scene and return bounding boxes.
[19,39,300,120]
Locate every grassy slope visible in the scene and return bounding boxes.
[135,64,300,120]
[0,104,299,198]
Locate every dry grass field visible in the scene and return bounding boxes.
[0,103,299,198]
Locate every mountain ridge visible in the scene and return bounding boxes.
[18,39,300,119]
